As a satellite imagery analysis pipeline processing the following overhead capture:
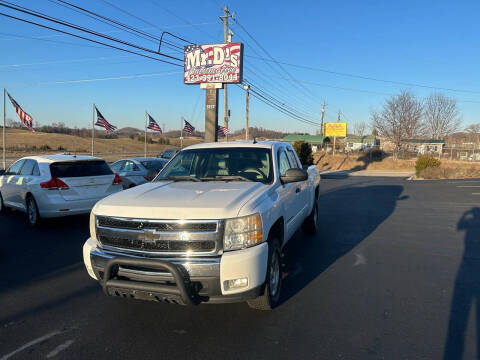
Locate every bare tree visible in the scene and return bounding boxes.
[465,123,480,145]
[371,90,424,157]
[424,93,461,139]
[352,121,367,136]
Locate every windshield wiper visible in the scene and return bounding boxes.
[208,175,253,182]
[163,176,200,182]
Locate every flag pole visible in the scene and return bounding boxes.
[3,88,6,170]
[180,117,183,149]
[92,103,95,156]
[144,111,147,158]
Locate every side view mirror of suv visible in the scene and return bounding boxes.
[280,168,308,184]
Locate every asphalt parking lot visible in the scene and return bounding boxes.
[1,176,480,359]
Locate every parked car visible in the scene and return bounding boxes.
[0,154,123,226]
[110,157,168,189]
[83,141,320,310]
[158,147,180,160]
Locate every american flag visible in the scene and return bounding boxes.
[183,119,195,135]
[7,92,34,132]
[217,125,229,138]
[146,113,162,133]
[95,107,117,133]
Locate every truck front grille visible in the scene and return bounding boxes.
[95,216,223,256]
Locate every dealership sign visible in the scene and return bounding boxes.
[324,122,347,137]
[184,42,243,84]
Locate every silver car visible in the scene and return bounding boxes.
[0,154,123,226]
[110,157,168,189]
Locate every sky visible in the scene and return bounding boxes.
[0,0,479,134]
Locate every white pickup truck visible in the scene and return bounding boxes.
[83,141,320,310]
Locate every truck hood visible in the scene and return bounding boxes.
[93,180,267,219]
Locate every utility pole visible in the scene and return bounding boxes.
[221,6,232,140]
[320,101,326,136]
[337,109,341,122]
[244,85,250,140]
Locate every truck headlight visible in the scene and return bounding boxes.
[223,213,263,251]
[90,212,97,242]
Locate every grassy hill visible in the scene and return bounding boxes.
[1,128,202,163]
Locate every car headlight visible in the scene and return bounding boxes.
[223,213,263,251]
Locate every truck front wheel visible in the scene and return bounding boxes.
[247,239,282,310]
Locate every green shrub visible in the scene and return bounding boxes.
[415,156,441,177]
[293,141,313,166]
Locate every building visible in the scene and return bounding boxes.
[282,134,329,152]
[401,139,445,155]
[345,135,378,152]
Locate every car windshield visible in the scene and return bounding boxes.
[156,147,273,183]
[140,160,167,171]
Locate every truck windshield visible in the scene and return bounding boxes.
[156,147,273,184]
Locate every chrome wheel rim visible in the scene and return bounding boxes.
[270,251,280,297]
[28,199,37,224]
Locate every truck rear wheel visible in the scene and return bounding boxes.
[247,239,282,310]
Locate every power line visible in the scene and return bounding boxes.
[0,11,183,67]
[0,1,183,62]
[0,55,133,68]
[6,70,182,87]
[52,0,188,52]
[245,55,480,95]
[231,16,319,101]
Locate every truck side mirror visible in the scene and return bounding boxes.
[280,168,308,184]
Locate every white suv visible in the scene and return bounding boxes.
[0,154,123,226]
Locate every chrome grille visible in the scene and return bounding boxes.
[96,216,223,256]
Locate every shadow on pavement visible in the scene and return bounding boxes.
[444,207,480,359]
[281,184,404,305]
[0,210,90,290]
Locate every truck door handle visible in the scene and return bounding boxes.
[296,188,300,193]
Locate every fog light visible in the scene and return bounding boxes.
[225,277,248,290]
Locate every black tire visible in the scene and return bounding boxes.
[302,199,318,235]
[26,195,41,227]
[128,184,136,189]
[247,239,282,310]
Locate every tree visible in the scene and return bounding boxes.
[372,128,378,137]
[424,93,461,139]
[371,90,424,157]
[293,141,313,165]
[352,121,367,136]
[465,123,480,145]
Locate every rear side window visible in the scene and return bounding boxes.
[50,160,113,178]
[287,149,300,168]
[6,159,25,175]
[20,159,36,175]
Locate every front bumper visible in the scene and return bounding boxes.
[83,238,268,304]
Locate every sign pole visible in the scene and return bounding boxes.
[205,88,219,142]
[333,136,336,155]
[2,88,6,170]
[91,103,95,156]
[144,111,147,158]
